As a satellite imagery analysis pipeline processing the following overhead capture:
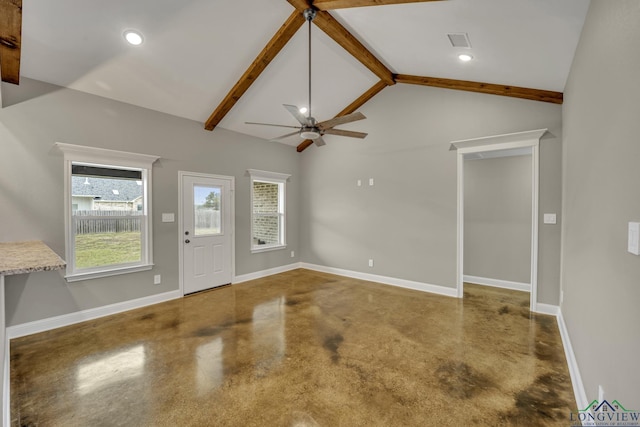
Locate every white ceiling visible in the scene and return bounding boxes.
[18,0,590,146]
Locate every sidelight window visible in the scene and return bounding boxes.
[248,169,290,253]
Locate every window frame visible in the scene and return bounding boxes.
[56,143,159,282]
[247,169,290,253]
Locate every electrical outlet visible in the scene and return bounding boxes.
[369,178,374,186]
[368,259,374,267]
[154,274,161,285]
[290,250,295,258]
[357,179,362,187]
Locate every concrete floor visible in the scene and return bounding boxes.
[10,269,576,426]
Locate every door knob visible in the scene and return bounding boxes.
[185,239,190,244]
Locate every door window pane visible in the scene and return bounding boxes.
[194,185,222,236]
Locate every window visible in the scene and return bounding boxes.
[56,143,159,281]
[248,169,290,253]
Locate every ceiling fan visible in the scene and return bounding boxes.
[245,6,368,147]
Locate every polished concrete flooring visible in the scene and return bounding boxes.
[10,269,576,426]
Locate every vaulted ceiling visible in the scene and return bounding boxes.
[1,0,589,152]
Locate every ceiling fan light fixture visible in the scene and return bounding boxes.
[299,107,308,114]
[300,130,320,140]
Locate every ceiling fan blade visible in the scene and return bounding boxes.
[317,111,366,130]
[269,131,301,142]
[322,128,368,139]
[245,122,300,129]
[283,104,309,126]
[314,136,327,147]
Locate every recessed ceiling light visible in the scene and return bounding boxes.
[123,30,144,46]
[299,107,308,114]
[458,53,473,62]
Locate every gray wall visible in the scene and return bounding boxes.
[464,155,532,284]
[300,83,563,305]
[0,78,300,326]
[562,0,640,405]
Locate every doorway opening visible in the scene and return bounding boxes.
[452,129,547,312]
[178,171,235,295]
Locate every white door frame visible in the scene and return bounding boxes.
[451,129,547,313]
[178,171,235,296]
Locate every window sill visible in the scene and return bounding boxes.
[251,244,286,254]
[65,264,154,282]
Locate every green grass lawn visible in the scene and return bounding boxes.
[75,231,141,268]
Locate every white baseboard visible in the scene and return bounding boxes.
[463,275,531,292]
[233,263,301,284]
[301,263,458,298]
[6,290,182,339]
[557,311,588,411]
[3,333,8,427]
[534,303,560,316]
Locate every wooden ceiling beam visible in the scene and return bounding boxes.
[297,79,388,152]
[312,0,443,10]
[395,74,563,104]
[287,0,395,86]
[204,10,305,131]
[0,0,22,85]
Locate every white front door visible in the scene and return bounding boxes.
[181,173,233,294]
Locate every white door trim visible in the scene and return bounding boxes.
[452,129,547,312]
[178,171,235,296]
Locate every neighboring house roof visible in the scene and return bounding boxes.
[71,176,142,202]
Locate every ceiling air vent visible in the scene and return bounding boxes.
[447,33,471,48]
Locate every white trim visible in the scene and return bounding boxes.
[301,263,458,298]
[248,170,289,252]
[557,311,588,411]
[2,334,7,427]
[233,263,301,284]
[6,290,181,339]
[65,263,153,282]
[54,142,160,169]
[463,275,531,292]
[178,171,235,296]
[454,129,547,311]
[450,129,548,152]
[1,276,7,427]
[246,169,291,182]
[56,143,158,281]
[456,153,464,298]
[250,244,287,254]
[530,143,540,312]
[534,303,560,316]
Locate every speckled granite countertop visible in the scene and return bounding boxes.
[0,241,66,276]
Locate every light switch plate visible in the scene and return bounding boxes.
[543,213,557,225]
[162,213,175,223]
[629,222,640,255]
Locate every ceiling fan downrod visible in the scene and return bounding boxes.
[303,8,316,121]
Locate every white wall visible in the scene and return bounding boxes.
[300,83,563,304]
[561,0,640,405]
[0,78,300,326]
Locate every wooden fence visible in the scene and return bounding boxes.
[195,209,220,232]
[73,210,142,234]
